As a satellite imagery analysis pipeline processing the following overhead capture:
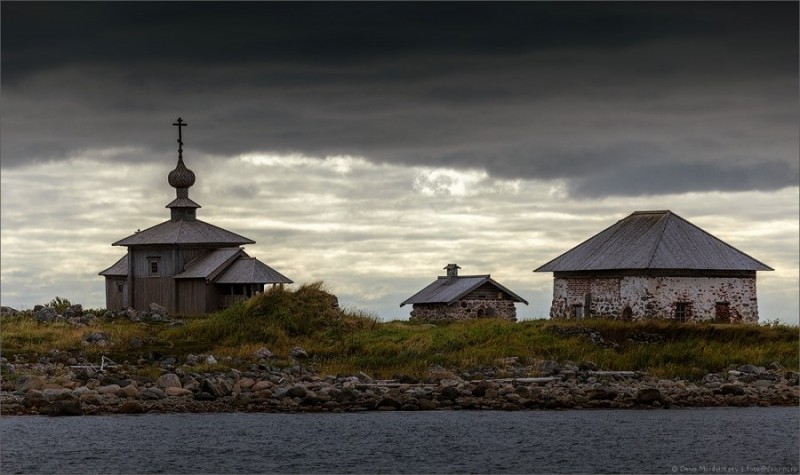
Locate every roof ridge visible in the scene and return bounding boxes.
[645,211,671,268]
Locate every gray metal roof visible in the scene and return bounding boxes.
[401,275,528,306]
[99,255,128,276]
[174,248,244,279]
[215,257,294,285]
[535,210,773,272]
[113,219,255,247]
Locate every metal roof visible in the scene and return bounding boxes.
[535,210,773,272]
[113,219,255,247]
[99,255,128,276]
[174,248,244,279]
[215,257,294,285]
[401,275,528,306]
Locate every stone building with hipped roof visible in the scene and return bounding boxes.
[534,210,772,323]
[100,118,292,315]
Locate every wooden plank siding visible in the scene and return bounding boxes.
[176,279,212,315]
[103,277,126,311]
[464,282,514,300]
[129,246,212,313]
[133,277,175,312]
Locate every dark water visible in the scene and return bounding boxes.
[1,407,798,474]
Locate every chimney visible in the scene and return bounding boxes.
[444,263,461,282]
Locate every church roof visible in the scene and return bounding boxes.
[215,257,294,284]
[401,275,528,306]
[174,248,244,279]
[99,255,128,276]
[113,219,255,247]
[534,210,773,272]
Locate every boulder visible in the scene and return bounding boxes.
[165,387,193,397]
[15,375,45,392]
[289,347,309,359]
[42,388,72,401]
[588,386,619,401]
[634,388,663,405]
[83,332,110,344]
[97,384,121,395]
[79,392,102,406]
[40,399,83,416]
[119,385,140,398]
[253,347,274,360]
[286,385,308,398]
[35,307,58,323]
[538,360,561,375]
[141,387,166,400]
[118,401,145,414]
[0,306,19,317]
[738,365,761,375]
[157,373,183,389]
[720,384,745,396]
[201,377,234,398]
[149,302,168,316]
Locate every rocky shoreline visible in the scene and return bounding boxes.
[2,356,797,416]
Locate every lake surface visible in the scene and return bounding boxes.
[1,407,798,474]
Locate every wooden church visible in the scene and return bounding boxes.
[99,118,292,315]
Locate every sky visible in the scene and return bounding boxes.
[1,2,798,323]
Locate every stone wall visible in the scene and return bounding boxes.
[410,299,518,322]
[550,275,758,323]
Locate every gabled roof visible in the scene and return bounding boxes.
[113,219,255,247]
[99,255,128,276]
[174,248,245,280]
[401,275,528,307]
[535,210,773,272]
[215,257,294,284]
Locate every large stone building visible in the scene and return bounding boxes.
[99,118,292,315]
[534,211,772,323]
[401,264,528,321]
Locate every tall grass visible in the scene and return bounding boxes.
[3,287,797,381]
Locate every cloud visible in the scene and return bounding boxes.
[1,3,797,198]
[2,152,796,323]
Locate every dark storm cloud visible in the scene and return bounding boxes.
[2,2,797,197]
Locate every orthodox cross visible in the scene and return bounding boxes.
[172,117,188,158]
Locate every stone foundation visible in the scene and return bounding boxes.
[550,275,758,323]
[410,300,518,322]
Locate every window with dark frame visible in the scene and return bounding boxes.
[148,258,160,276]
[116,281,124,293]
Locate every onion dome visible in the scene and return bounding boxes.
[168,156,196,189]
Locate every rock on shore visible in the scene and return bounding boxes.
[1,358,797,416]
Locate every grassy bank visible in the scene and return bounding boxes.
[2,284,797,380]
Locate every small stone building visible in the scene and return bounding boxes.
[534,210,772,323]
[99,118,292,315]
[401,264,528,321]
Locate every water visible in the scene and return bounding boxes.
[1,407,798,474]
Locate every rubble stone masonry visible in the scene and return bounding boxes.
[550,275,758,323]
[410,299,518,322]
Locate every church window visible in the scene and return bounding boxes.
[149,258,160,276]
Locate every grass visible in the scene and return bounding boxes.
[2,285,797,380]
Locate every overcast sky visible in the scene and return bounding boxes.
[2,2,798,323]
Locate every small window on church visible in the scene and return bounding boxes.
[149,258,160,276]
[116,281,124,293]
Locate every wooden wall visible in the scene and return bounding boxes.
[464,283,512,300]
[104,277,126,311]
